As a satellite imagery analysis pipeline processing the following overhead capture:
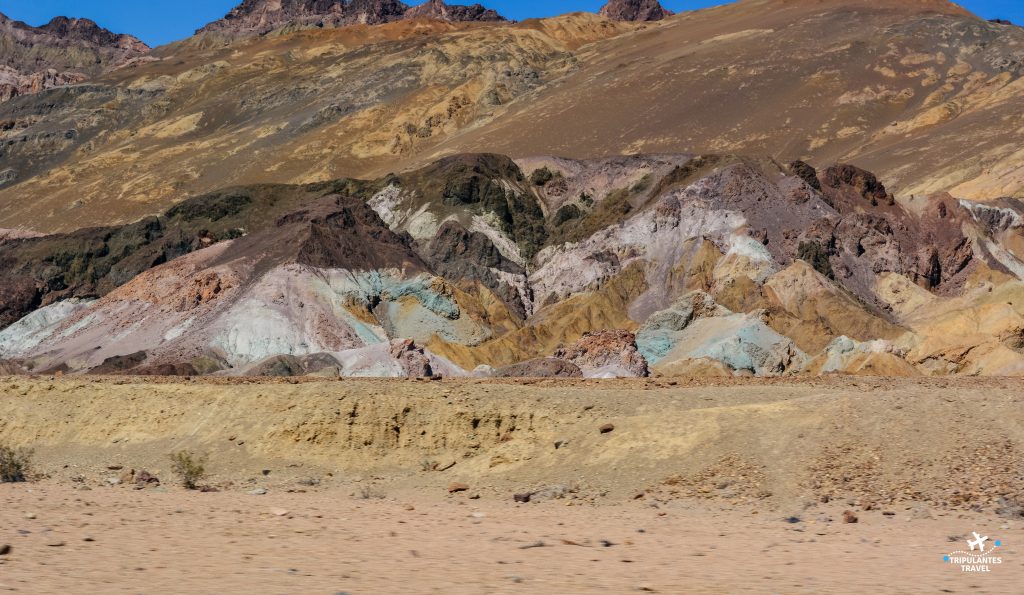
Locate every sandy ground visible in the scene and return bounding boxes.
[0,482,1021,594]
[1,376,1023,592]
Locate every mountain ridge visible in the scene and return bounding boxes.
[197,0,506,39]
[0,11,149,103]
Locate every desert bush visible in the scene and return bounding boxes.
[530,167,555,186]
[0,444,33,483]
[357,486,386,500]
[169,450,207,490]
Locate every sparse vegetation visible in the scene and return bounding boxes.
[358,486,387,500]
[552,203,582,226]
[629,174,652,193]
[798,241,835,280]
[169,450,208,490]
[0,444,33,483]
[530,166,556,186]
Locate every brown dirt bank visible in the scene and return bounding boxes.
[1,376,1022,512]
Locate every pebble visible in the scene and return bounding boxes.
[24,513,36,520]
[0,545,10,556]
[599,423,615,434]
[843,510,859,524]
[270,508,290,517]
[248,488,268,496]
[447,482,469,494]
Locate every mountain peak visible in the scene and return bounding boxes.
[38,16,149,52]
[599,0,672,21]
[0,12,149,103]
[200,0,505,37]
[405,0,505,22]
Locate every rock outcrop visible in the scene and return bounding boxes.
[405,0,504,22]
[598,0,672,22]
[2,152,1024,379]
[0,12,148,102]
[198,0,505,38]
[553,330,649,378]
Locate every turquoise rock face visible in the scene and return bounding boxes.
[636,291,804,376]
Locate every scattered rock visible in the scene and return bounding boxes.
[599,0,672,22]
[248,488,268,496]
[599,423,616,434]
[134,470,159,488]
[843,510,859,524]
[447,482,470,493]
[24,512,35,520]
[514,492,532,503]
[270,508,290,517]
[0,545,10,556]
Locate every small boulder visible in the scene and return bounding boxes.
[843,510,859,524]
[599,423,615,434]
[447,482,470,493]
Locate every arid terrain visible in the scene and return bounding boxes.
[1,376,1023,592]
[1,0,1024,591]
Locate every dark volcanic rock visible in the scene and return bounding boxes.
[249,194,428,272]
[405,0,504,22]
[822,164,895,208]
[88,351,148,375]
[423,220,529,319]
[0,183,394,328]
[199,0,505,38]
[599,0,672,22]
[788,160,822,191]
[409,153,547,259]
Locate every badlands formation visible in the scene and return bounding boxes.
[1,1,1024,593]
[0,0,1022,382]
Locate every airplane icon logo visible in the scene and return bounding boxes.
[967,532,989,552]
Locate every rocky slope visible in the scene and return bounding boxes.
[198,0,505,39]
[2,152,1023,378]
[2,0,1023,234]
[0,12,148,103]
[599,0,672,22]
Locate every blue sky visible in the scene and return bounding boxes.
[0,0,1020,47]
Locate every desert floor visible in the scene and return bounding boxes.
[1,376,1022,593]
